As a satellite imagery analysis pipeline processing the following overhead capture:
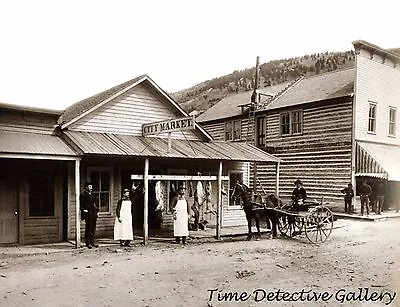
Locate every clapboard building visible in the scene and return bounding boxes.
[0,75,280,245]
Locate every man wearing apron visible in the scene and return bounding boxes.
[114,189,134,247]
[170,183,190,244]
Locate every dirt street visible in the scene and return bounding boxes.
[0,218,400,307]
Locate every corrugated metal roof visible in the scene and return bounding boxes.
[0,130,77,157]
[262,68,354,111]
[63,131,280,163]
[197,82,290,123]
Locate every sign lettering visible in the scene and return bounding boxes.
[142,116,195,136]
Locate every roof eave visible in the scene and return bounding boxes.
[353,40,400,62]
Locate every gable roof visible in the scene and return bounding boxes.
[261,68,354,111]
[197,82,290,123]
[58,74,212,140]
[58,75,145,126]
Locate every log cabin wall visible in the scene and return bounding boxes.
[258,98,354,204]
[200,98,354,205]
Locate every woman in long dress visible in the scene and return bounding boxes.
[114,189,134,247]
[170,183,189,244]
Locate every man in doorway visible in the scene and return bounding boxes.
[359,179,372,216]
[80,183,99,248]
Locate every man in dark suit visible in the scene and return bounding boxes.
[80,183,99,248]
[359,179,372,216]
[292,179,307,211]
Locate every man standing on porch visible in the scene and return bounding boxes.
[359,179,372,216]
[80,183,99,249]
[170,183,190,244]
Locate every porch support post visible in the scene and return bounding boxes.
[275,162,280,196]
[75,159,81,249]
[143,158,149,245]
[253,162,258,193]
[216,161,223,240]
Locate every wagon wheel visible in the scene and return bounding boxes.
[305,206,333,243]
[278,214,304,237]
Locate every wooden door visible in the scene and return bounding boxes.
[0,178,18,244]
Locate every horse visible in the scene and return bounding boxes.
[231,182,280,240]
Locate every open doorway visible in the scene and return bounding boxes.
[120,170,162,231]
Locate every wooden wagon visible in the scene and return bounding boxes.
[272,200,334,243]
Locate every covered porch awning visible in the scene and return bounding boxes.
[0,130,79,160]
[62,131,281,163]
[355,141,400,181]
[62,131,281,246]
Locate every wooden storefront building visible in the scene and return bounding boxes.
[0,75,280,246]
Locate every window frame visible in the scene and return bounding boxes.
[225,119,242,141]
[280,110,303,136]
[389,106,396,137]
[368,102,377,134]
[87,167,113,215]
[291,110,303,134]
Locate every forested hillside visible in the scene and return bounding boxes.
[172,50,356,115]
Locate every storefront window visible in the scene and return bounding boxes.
[88,167,112,213]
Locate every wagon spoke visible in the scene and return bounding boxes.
[305,206,333,244]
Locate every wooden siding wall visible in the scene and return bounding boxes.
[67,162,120,241]
[70,83,202,141]
[0,109,58,134]
[355,51,400,146]
[261,100,353,204]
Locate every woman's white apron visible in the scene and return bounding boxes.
[174,199,189,237]
[114,200,133,240]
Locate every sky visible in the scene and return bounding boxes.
[0,0,399,110]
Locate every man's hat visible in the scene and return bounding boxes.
[294,179,302,185]
[123,188,130,193]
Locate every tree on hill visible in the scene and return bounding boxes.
[172,50,356,114]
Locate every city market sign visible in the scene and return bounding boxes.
[142,116,195,136]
